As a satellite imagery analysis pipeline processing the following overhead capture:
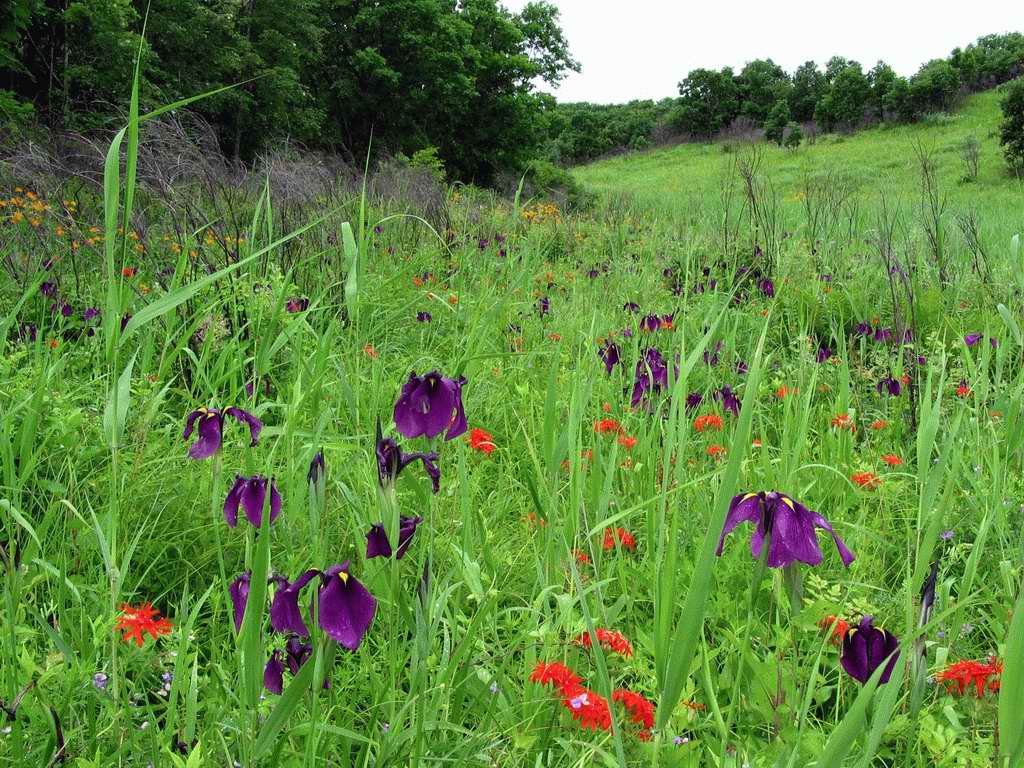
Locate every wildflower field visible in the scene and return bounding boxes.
[2,89,1024,768]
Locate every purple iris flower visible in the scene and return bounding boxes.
[716,491,855,569]
[286,298,309,313]
[599,341,621,375]
[622,327,633,339]
[715,386,740,416]
[735,359,749,375]
[318,563,377,650]
[269,569,320,636]
[538,297,550,317]
[121,314,132,331]
[704,341,722,367]
[757,278,775,298]
[393,371,467,441]
[18,323,36,342]
[224,475,282,528]
[365,515,423,560]
[264,651,285,694]
[586,268,600,279]
[229,571,251,632]
[631,348,671,407]
[640,314,660,332]
[685,392,704,413]
[376,421,440,493]
[876,376,902,397]
[83,307,100,322]
[816,346,833,363]
[819,274,833,283]
[840,616,900,684]
[623,302,640,313]
[991,337,999,349]
[60,303,73,318]
[854,322,872,337]
[308,451,325,486]
[416,311,432,323]
[478,238,489,250]
[264,637,319,694]
[183,407,263,459]
[41,281,57,297]
[495,234,506,244]
[874,327,894,343]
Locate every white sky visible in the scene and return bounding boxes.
[503,0,1017,103]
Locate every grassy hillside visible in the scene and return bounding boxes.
[574,89,1023,242]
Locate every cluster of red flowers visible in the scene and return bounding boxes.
[831,413,855,431]
[529,661,656,739]
[573,549,591,565]
[851,471,882,489]
[818,615,850,646]
[575,628,634,658]
[880,454,903,466]
[870,419,888,430]
[936,658,1003,697]
[594,418,622,434]
[694,414,723,432]
[603,527,636,551]
[115,603,173,647]
[469,427,495,455]
[706,444,725,458]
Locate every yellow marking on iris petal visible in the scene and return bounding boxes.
[781,496,795,511]
[338,571,349,585]
[198,406,209,415]
[742,493,757,502]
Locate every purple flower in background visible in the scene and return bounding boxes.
[716,491,855,569]
[264,651,285,694]
[366,515,423,560]
[318,563,377,650]
[854,322,872,337]
[537,297,550,317]
[819,274,833,283]
[840,616,900,684]
[393,371,467,441]
[715,386,740,416]
[18,322,36,342]
[991,336,999,349]
[816,345,834,363]
[286,297,309,313]
[876,376,902,397]
[478,238,489,250]
[229,571,251,633]
[60,303,73,318]
[704,341,722,367]
[495,234,506,244]
[416,311,432,323]
[308,451,325,486]
[631,348,671,407]
[685,391,704,413]
[183,407,263,459]
[874,327,894,343]
[121,313,132,331]
[735,359,749,375]
[964,333,982,347]
[586,268,600,279]
[376,421,440,493]
[41,281,57,297]
[83,307,100,322]
[640,314,660,332]
[758,278,775,298]
[623,302,640,313]
[599,340,621,375]
[622,327,633,339]
[224,475,281,528]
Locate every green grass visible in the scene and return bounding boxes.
[1,81,1023,768]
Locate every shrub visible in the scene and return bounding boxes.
[1000,79,1024,175]
[783,122,803,149]
[763,99,791,145]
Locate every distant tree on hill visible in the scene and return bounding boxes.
[815,62,870,130]
[907,59,962,115]
[868,61,898,120]
[783,122,803,149]
[673,67,740,138]
[763,99,791,144]
[737,59,790,124]
[789,61,825,122]
[1000,78,1024,175]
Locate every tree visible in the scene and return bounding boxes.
[674,67,739,137]
[789,61,824,122]
[868,61,897,120]
[737,59,790,124]
[783,122,802,149]
[1000,78,1024,175]
[815,62,869,131]
[908,59,961,115]
[763,98,790,145]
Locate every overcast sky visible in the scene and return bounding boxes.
[503,1,1016,103]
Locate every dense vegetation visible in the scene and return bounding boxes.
[545,33,1024,165]
[0,0,577,182]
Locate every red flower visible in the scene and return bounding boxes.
[524,512,546,529]
[575,628,634,658]
[602,402,612,413]
[706,444,725,458]
[851,471,881,489]
[776,385,798,398]
[594,418,623,434]
[115,603,173,647]
[936,658,1003,697]
[618,434,637,450]
[818,615,849,646]
[469,427,495,455]
[613,688,655,732]
[694,414,723,432]
[603,527,636,551]
[530,661,582,691]
[956,383,972,398]
[121,266,136,278]
[561,686,612,732]
[573,549,591,565]
[831,413,855,431]
[880,454,903,466]
[870,419,888,430]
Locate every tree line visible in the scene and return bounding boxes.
[546,33,1024,165]
[0,0,578,183]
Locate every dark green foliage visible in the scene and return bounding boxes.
[907,60,962,116]
[737,59,790,124]
[867,61,897,120]
[763,99,790,145]
[547,100,674,163]
[782,121,802,149]
[815,62,870,131]
[673,67,740,138]
[1000,78,1024,174]
[789,61,825,122]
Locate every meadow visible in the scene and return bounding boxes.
[1,84,1024,768]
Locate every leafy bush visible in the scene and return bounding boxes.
[783,122,803,149]
[1000,79,1024,175]
[763,99,791,145]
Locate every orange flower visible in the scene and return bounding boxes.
[48,338,59,350]
[936,658,1003,697]
[831,413,855,431]
[776,385,798,398]
[548,333,562,341]
[851,471,881,489]
[602,402,612,413]
[956,383,971,398]
[880,454,903,466]
[618,434,637,450]
[870,419,888,430]
[115,603,173,647]
[694,414,723,432]
[363,343,378,359]
[594,418,623,434]
[819,615,849,646]
[575,628,634,658]
[706,444,725,457]
[602,527,636,551]
[412,276,424,287]
[524,512,547,529]
[448,294,458,305]
[573,549,591,565]
[751,439,763,448]
[469,427,495,455]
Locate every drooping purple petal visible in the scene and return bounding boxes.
[270,569,320,636]
[229,571,251,633]
[185,409,224,460]
[716,494,762,556]
[264,651,284,694]
[318,563,377,651]
[226,407,263,447]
